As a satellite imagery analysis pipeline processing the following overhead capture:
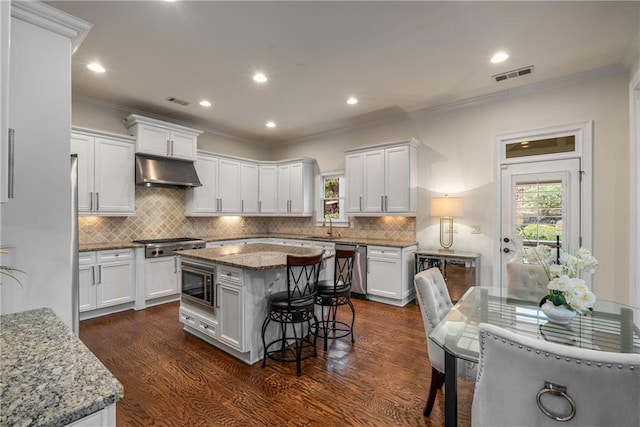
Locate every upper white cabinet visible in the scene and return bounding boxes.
[71,127,135,216]
[124,114,202,161]
[345,138,419,216]
[0,0,9,204]
[277,160,315,216]
[258,164,278,214]
[186,153,315,217]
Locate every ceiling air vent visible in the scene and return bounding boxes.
[492,65,534,83]
[166,96,190,106]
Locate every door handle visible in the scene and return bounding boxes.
[91,265,96,285]
[241,199,244,213]
[7,128,15,199]
[258,200,262,212]
[97,265,102,284]
[503,248,512,253]
[380,195,384,211]
[385,195,388,211]
[171,140,174,157]
[89,192,94,211]
[166,139,171,156]
[503,237,510,243]
[174,256,178,274]
[96,192,99,211]
[359,196,362,212]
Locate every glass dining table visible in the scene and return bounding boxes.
[429,286,640,427]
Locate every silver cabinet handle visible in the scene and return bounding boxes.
[385,195,388,211]
[258,200,262,212]
[96,192,99,211]
[216,283,220,308]
[166,139,171,156]
[241,199,244,212]
[171,140,174,157]
[89,192,94,211]
[380,195,384,211]
[97,265,102,284]
[7,128,15,199]
[91,265,96,285]
[359,196,362,211]
[174,256,178,274]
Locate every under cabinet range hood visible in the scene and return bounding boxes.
[135,154,202,188]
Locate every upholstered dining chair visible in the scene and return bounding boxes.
[414,268,477,417]
[506,262,549,305]
[472,323,640,426]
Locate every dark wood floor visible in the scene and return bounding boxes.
[80,299,474,426]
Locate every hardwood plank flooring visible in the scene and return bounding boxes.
[80,299,474,426]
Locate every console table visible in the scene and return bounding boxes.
[414,250,481,301]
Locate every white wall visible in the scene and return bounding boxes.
[273,72,632,304]
[72,98,272,160]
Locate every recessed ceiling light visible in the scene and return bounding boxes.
[199,100,212,107]
[87,63,105,73]
[346,97,358,105]
[490,52,509,64]
[253,73,268,83]
[266,121,276,128]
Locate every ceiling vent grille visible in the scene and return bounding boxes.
[492,65,534,83]
[166,96,190,106]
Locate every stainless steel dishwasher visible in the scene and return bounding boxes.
[335,243,367,299]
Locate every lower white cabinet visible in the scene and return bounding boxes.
[217,265,245,351]
[144,256,180,300]
[79,249,135,313]
[367,245,417,307]
[66,404,116,427]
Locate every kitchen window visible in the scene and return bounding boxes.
[317,173,347,226]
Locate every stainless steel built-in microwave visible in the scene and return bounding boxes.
[181,261,215,313]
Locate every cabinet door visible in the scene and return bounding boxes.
[362,149,385,212]
[78,263,96,312]
[217,281,245,351]
[97,260,135,308]
[169,129,196,160]
[70,133,95,213]
[137,124,171,157]
[94,137,135,214]
[277,164,292,213]
[289,163,304,214]
[367,256,401,299]
[145,256,179,299]
[218,158,242,213]
[186,155,219,214]
[258,165,277,214]
[345,153,364,213]
[0,0,9,203]
[240,162,259,214]
[384,145,410,212]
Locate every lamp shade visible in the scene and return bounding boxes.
[430,197,463,217]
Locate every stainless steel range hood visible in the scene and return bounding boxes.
[135,154,202,188]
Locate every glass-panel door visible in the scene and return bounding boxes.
[500,159,581,287]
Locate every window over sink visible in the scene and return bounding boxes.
[317,172,348,227]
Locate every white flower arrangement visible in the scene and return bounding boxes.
[523,245,598,315]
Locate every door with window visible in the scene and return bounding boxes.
[501,159,581,285]
[496,121,592,290]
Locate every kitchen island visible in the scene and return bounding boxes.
[178,244,329,365]
[0,308,123,426]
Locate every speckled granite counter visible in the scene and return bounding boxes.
[180,243,327,270]
[79,235,417,252]
[0,308,124,426]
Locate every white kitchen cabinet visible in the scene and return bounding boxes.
[240,162,259,214]
[185,154,219,215]
[217,265,245,352]
[344,138,419,216]
[144,256,180,300]
[1,3,90,326]
[0,0,9,204]
[218,158,242,213]
[258,164,278,214]
[79,249,135,313]
[367,245,417,307]
[277,160,315,216]
[124,114,202,161]
[71,128,135,216]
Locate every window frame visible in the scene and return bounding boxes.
[316,171,348,227]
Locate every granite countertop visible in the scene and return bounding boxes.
[79,234,417,252]
[0,308,124,427]
[180,243,329,270]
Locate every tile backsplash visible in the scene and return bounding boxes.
[78,187,415,244]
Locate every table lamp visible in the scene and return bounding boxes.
[430,196,463,253]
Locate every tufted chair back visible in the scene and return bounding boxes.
[472,323,640,426]
[506,262,548,304]
[414,268,476,380]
